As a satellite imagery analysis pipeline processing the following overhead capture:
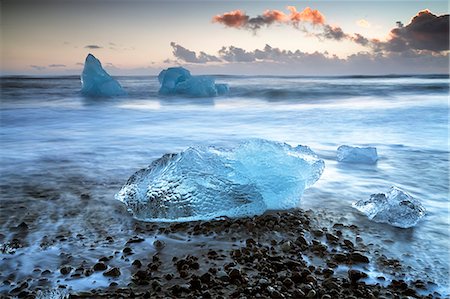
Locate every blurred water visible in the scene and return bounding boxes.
[0,75,449,293]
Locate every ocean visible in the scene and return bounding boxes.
[0,74,449,294]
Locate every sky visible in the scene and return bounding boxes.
[1,0,449,75]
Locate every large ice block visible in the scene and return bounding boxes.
[337,145,378,164]
[353,186,425,228]
[80,54,126,97]
[158,67,229,97]
[116,139,325,222]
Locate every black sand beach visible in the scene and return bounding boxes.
[2,207,444,299]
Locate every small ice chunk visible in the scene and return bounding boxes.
[353,186,425,228]
[80,54,126,97]
[116,139,324,222]
[337,145,378,164]
[158,67,229,97]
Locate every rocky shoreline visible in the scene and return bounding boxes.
[3,208,444,299]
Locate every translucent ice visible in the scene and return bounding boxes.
[158,67,229,97]
[353,186,425,228]
[337,145,378,164]
[80,54,126,97]
[116,139,324,222]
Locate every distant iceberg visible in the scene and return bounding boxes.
[337,145,378,164]
[353,186,425,228]
[80,54,126,97]
[116,139,324,222]
[158,67,229,97]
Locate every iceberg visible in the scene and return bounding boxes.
[80,54,126,97]
[158,67,229,97]
[116,139,324,222]
[353,186,425,228]
[337,145,378,164]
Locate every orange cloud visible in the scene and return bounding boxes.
[213,6,326,31]
[287,6,325,25]
[212,10,249,28]
[262,9,288,22]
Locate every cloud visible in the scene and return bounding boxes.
[287,6,325,25]
[212,6,325,31]
[213,7,364,45]
[356,19,371,28]
[321,25,347,41]
[76,62,84,66]
[84,45,102,49]
[379,10,449,52]
[219,46,256,62]
[164,43,448,75]
[170,42,220,63]
[352,33,370,46]
[30,65,46,71]
[48,64,66,68]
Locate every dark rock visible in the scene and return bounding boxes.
[296,235,308,246]
[293,289,306,297]
[151,280,161,291]
[153,239,165,250]
[60,266,72,275]
[127,237,145,244]
[343,239,354,248]
[123,247,133,255]
[307,289,316,298]
[322,278,339,289]
[190,276,202,290]
[283,278,294,288]
[325,233,339,242]
[349,252,369,263]
[291,272,303,283]
[133,270,149,281]
[228,268,242,282]
[280,241,292,252]
[348,269,368,283]
[16,222,29,231]
[333,253,347,263]
[132,260,142,268]
[200,272,212,284]
[93,262,107,271]
[103,267,121,277]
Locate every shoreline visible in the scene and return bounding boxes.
[3,209,445,299]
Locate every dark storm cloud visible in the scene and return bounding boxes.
[375,10,449,52]
[84,45,102,49]
[170,42,220,63]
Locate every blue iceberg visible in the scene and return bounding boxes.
[81,54,126,97]
[337,145,378,164]
[353,186,425,228]
[116,139,325,222]
[158,67,229,97]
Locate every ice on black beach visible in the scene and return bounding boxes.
[116,139,324,222]
[353,186,425,228]
[80,54,126,97]
[337,145,378,164]
[158,67,229,97]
